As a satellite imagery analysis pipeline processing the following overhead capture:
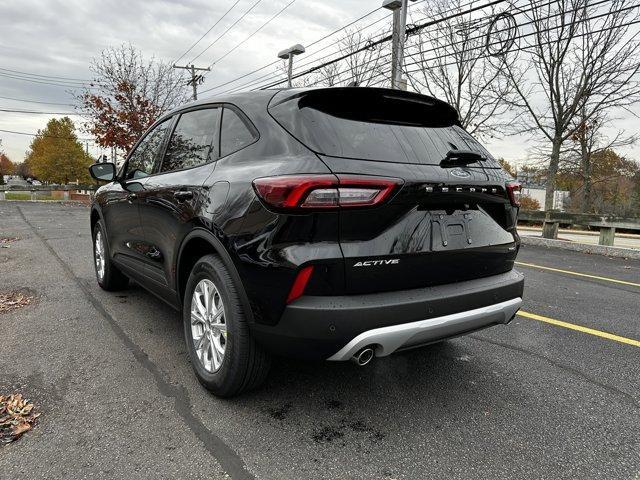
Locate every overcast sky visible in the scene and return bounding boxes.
[1,0,639,166]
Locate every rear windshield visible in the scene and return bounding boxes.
[269,89,498,167]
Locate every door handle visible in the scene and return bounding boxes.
[127,193,137,202]
[174,190,194,201]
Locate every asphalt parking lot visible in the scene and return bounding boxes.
[1,201,639,480]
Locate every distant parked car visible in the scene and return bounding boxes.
[89,87,524,397]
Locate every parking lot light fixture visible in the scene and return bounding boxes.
[277,44,305,88]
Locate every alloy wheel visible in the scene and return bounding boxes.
[190,279,227,373]
[94,230,105,280]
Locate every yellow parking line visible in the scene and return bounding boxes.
[515,261,640,288]
[518,310,640,348]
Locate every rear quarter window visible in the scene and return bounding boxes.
[220,107,257,157]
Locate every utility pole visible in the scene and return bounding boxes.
[277,44,306,88]
[382,0,415,89]
[173,64,211,100]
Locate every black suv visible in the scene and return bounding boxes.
[89,87,524,397]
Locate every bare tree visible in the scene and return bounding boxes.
[405,0,516,139]
[78,43,189,154]
[503,0,640,211]
[313,61,342,87]
[338,29,388,87]
[275,60,316,88]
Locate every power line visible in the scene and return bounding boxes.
[198,4,387,94]
[403,21,640,77]
[0,95,76,106]
[0,128,93,141]
[209,4,418,94]
[189,0,265,64]
[403,0,639,71]
[317,7,640,91]
[172,0,243,65]
[0,108,81,115]
[232,21,394,93]
[402,0,606,66]
[305,2,546,88]
[201,2,450,95]
[249,0,569,92]
[256,0,508,90]
[206,0,298,69]
[205,0,440,95]
[0,67,90,82]
[235,0,502,93]
[0,71,94,89]
[205,11,393,95]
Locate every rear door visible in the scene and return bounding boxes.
[104,119,171,273]
[269,88,518,294]
[137,106,221,291]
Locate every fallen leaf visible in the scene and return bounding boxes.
[0,393,40,443]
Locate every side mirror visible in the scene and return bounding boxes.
[89,163,116,182]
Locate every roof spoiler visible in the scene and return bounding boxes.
[269,87,460,128]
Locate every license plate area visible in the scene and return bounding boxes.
[431,212,474,251]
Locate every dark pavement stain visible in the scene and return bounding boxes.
[264,402,292,421]
[312,426,344,444]
[313,418,386,444]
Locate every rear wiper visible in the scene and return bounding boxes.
[440,150,487,166]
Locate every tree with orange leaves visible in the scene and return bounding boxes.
[79,44,188,158]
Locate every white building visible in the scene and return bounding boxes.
[521,187,569,211]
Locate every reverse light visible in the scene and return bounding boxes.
[506,182,521,207]
[286,265,314,304]
[252,175,402,210]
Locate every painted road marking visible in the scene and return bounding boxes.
[515,261,640,288]
[518,310,640,348]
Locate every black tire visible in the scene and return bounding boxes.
[183,254,270,397]
[92,221,129,291]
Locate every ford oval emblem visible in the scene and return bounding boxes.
[450,168,471,179]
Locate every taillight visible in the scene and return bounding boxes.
[506,182,521,207]
[286,265,314,303]
[252,174,402,210]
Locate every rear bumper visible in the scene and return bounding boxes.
[251,269,524,360]
[327,297,522,360]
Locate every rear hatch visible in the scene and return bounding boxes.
[269,88,518,294]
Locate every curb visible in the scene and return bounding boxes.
[521,236,640,260]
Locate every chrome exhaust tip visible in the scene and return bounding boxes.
[351,347,375,366]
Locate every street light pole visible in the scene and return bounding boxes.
[383,0,414,90]
[395,0,409,89]
[277,44,305,88]
[172,64,211,100]
[286,55,294,88]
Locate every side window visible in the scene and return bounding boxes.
[220,107,257,157]
[125,120,170,180]
[160,108,220,173]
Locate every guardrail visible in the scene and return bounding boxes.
[518,210,640,246]
[0,184,97,203]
